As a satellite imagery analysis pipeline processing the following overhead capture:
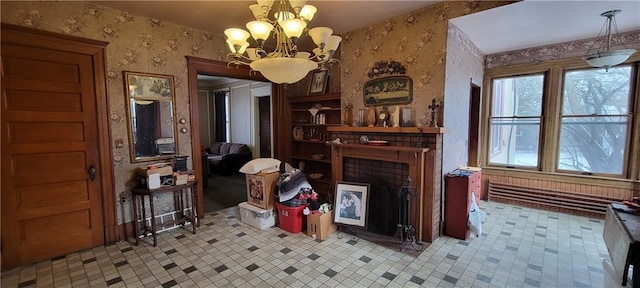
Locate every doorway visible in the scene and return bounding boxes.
[1,24,115,270]
[196,76,270,213]
[186,57,284,216]
[258,96,272,158]
[467,84,481,167]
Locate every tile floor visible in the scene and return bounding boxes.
[1,201,609,288]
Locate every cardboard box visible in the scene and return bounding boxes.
[239,202,275,230]
[246,172,279,210]
[306,211,336,241]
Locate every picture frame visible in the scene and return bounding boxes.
[363,76,413,106]
[308,69,329,95]
[123,71,178,163]
[334,181,370,228]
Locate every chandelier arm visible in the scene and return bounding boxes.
[585,20,609,56]
[226,53,253,66]
[606,15,613,52]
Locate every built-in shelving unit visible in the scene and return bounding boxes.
[287,93,341,199]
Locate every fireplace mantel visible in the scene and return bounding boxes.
[328,126,448,134]
[329,142,438,242]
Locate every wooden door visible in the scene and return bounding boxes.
[258,96,272,158]
[1,27,106,269]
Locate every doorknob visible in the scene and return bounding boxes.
[88,165,96,181]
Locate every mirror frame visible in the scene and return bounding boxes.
[123,71,178,163]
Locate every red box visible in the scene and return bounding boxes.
[276,203,306,233]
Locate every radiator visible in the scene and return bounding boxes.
[488,181,624,215]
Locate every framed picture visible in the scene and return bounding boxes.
[308,69,329,95]
[363,76,413,106]
[334,181,370,228]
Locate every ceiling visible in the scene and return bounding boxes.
[97,0,640,85]
[451,0,640,54]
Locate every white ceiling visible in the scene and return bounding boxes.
[451,0,640,54]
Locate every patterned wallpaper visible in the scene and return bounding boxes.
[1,1,230,224]
[442,23,484,174]
[486,30,640,68]
[340,1,509,124]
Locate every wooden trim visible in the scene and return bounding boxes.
[629,62,640,181]
[186,56,272,217]
[482,57,640,182]
[541,65,562,172]
[482,167,637,189]
[287,92,341,103]
[0,23,108,53]
[328,126,448,134]
[94,43,117,245]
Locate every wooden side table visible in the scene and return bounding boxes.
[131,180,198,247]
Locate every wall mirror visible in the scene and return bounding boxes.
[124,71,178,163]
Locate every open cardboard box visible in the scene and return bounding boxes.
[306,211,336,241]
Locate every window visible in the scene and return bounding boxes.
[485,60,639,180]
[558,66,632,175]
[488,74,544,168]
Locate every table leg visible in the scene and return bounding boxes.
[192,183,198,232]
[149,195,157,247]
[132,194,139,246]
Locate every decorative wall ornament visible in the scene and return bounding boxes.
[367,60,406,78]
[428,98,440,128]
[364,76,413,106]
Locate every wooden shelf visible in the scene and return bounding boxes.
[288,93,341,103]
[308,178,332,185]
[327,126,448,134]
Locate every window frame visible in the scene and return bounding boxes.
[556,65,636,177]
[482,57,639,180]
[486,72,547,170]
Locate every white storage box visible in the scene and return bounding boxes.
[239,201,275,230]
[603,259,632,288]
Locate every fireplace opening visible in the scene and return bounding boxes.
[343,158,407,236]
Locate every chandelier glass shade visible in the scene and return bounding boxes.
[225,0,341,84]
[582,10,636,70]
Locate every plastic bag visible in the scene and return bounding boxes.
[468,192,486,237]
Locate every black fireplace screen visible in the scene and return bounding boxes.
[343,158,408,235]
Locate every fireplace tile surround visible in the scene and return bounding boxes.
[328,127,445,242]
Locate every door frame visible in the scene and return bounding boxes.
[186,56,284,217]
[1,24,116,258]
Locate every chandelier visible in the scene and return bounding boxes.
[583,9,636,71]
[224,0,341,84]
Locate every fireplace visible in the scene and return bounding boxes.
[328,126,445,242]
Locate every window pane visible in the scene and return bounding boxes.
[558,116,627,174]
[492,74,544,117]
[488,118,540,167]
[563,66,631,115]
